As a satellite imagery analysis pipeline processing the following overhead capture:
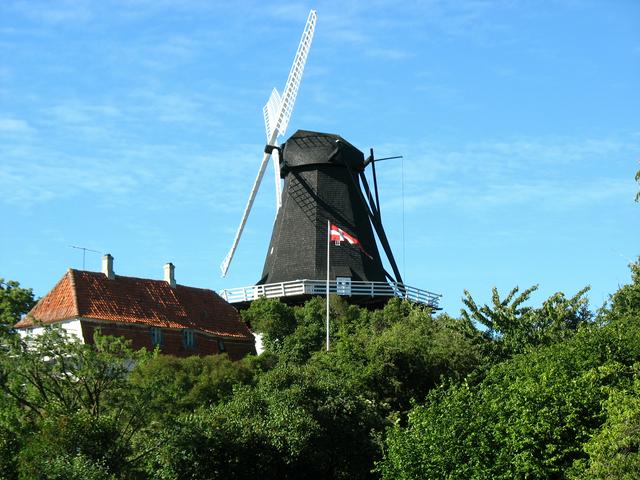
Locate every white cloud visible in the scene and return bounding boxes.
[268,3,312,22]
[365,47,414,60]
[11,0,93,24]
[0,117,33,134]
[0,128,269,213]
[45,104,120,124]
[376,134,639,213]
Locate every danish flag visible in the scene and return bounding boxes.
[330,223,360,246]
[329,223,373,259]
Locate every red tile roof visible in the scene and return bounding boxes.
[16,269,253,340]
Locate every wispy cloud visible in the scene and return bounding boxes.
[45,103,121,124]
[365,47,414,60]
[0,128,267,213]
[268,3,312,22]
[9,0,93,24]
[0,116,33,134]
[393,177,633,212]
[0,146,142,206]
[375,134,639,213]
[127,91,204,124]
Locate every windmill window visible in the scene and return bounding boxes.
[150,327,163,346]
[217,339,226,352]
[183,329,195,349]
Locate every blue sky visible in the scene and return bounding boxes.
[1,0,638,315]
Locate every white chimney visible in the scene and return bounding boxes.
[164,262,176,288]
[102,254,115,279]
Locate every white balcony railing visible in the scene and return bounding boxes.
[219,279,441,309]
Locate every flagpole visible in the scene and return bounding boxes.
[326,220,330,352]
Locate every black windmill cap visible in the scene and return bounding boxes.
[282,130,365,172]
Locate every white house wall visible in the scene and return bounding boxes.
[18,319,84,342]
[253,332,264,355]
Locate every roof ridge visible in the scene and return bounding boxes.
[176,283,215,293]
[68,268,80,317]
[75,268,216,293]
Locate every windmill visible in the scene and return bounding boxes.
[220,10,440,309]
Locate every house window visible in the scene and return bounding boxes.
[217,339,225,352]
[150,327,163,346]
[183,329,195,349]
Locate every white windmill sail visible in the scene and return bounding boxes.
[265,9,317,211]
[267,9,317,140]
[220,9,317,277]
[263,88,281,141]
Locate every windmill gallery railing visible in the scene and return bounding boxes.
[219,280,441,309]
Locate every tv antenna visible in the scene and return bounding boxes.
[69,245,101,270]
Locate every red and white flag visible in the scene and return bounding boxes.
[329,223,372,259]
[330,223,360,246]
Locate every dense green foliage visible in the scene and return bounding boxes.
[1,260,638,478]
[0,329,155,479]
[461,284,591,359]
[379,317,640,478]
[380,261,640,479]
[0,278,36,335]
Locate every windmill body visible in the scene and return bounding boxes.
[260,130,386,285]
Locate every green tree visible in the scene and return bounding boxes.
[462,284,591,358]
[272,296,329,364]
[18,412,125,480]
[247,296,486,417]
[380,319,640,479]
[0,327,157,479]
[34,455,115,480]
[0,394,25,479]
[244,296,346,366]
[380,266,640,480]
[0,278,36,335]
[604,257,640,321]
[335,304,485,414]
[0,328,149,417]
[461,284,538,339]
[241,297,297,351]
[150,361,384,479]
[571,376,640,479]
[129,353,257,419]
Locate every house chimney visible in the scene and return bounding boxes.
[164,262,176,288]
[102,254,115,279]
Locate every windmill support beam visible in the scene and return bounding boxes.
[272,148,282,210]
[361,168,379,219]
[370,148,381,217]
[340,158,404,286]
[356,165,406,289]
